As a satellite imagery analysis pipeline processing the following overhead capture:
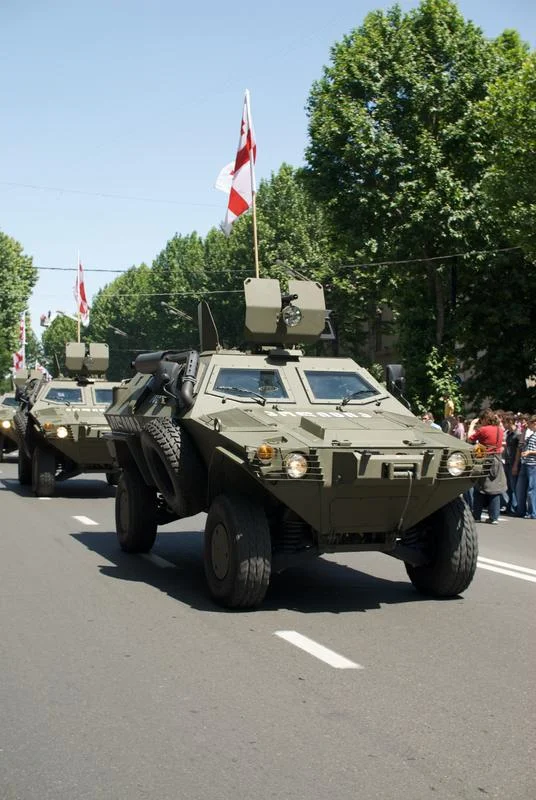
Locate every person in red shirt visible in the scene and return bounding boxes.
[467,410,506,523]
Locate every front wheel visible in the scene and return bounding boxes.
[204,494,271,609]
[115,468,157,553]
[18,448,32,485]
[32,446,56,497]
[405,497,478,597]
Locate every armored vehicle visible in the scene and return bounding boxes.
[0,391,20,461]
[13,343,119,496]
[105,278,488,609]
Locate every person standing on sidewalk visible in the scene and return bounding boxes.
[503,415,523,514]
[467,410,506,524]
[514,415,536,519]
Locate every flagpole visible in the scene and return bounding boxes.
[77,250,81,343]
[21,312,26,369]
[245,90,260,279]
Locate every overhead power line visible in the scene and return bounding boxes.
[33,245,522,276]
[0,180,222,209]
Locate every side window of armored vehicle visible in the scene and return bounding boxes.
[44,387,84,403]
[94,388,113,405]
[1,397,18,407]
[302,370,379,403]
[211,368,290,401]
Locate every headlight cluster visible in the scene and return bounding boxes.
[254,444,309,479]
[446,451,467,476]
[42,421,69,439]
[1,419,11,430]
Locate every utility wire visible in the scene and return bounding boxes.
[33,245,522,276]
[0,180,222,209]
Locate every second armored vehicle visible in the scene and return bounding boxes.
[0,390,20,461]
[105,278,489,609]
[14,343,119,496]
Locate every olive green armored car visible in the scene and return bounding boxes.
[105,278,489,609]
[13,343,119,496]
[0,391,20,461]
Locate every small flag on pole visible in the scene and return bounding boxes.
[35,361,52,382]
[12,311,26,370]
[217,90,257,235]
[74,260,90,327]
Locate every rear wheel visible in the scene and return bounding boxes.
[115,468,158,553]
[106,470,120,487]
[204,494,271,609]
[18,448,32,485]
[405,497,478,597]
[32,446,56,497]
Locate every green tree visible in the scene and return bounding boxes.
[304,0,527,403]
[478,51,536,255]
[88,264,157,380]
[42,316,78,377]
[0,230,37,377]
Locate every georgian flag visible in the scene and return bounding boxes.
[74,260,90,326]
[216,90,257,234]
[12,311,25,370]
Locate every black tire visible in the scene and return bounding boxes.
[405,497,478,597]
[115,468,158,553]
[140,418,206,518]
[18,448,32,485]
[13,412,31,457]
[0,436,4,462]
[32,446,56,497]
[204,494,271,609]
[106,470,120,487]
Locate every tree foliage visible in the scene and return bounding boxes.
[478,50,536,255]
[304,0,530,404]
[0,230,37,378]
[42,316,78,377]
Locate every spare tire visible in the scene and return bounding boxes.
[12,412,32,457]
[140,418,206,517]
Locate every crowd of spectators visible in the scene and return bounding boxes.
[421,403,536,522]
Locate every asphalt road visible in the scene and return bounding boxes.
[1,455,534,800]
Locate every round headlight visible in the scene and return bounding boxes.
[256,443,275,464]
[1,419,11,430]
[282,304,302,328]
[56,426,69,439]
[284,453,308,479]
[447,451,467,476]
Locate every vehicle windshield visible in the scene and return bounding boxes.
[213,368,288,400]
[1,396,18,407]
[95,389,113,405]
[44,387,84,404]
[304,370,379,402]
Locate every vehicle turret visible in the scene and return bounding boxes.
[65,342,109,380]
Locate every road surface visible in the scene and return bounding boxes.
[0,456,534,800]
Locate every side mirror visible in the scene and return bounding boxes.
[386,364,410,408]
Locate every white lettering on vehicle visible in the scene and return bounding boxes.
[263,410,372,419]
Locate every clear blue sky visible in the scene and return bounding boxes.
[1,0,534,334]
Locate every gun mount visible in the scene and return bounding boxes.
[65,342,109,380]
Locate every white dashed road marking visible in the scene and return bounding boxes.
[478,557,536,583]
[275,630,363,670]
[141,553,176,568]
[72,515,99,526]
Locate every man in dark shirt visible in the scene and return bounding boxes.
[515,415,536,519]
[503,415,523,514]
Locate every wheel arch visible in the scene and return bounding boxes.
[207,446,268,507]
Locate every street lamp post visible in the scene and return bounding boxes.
[160,301,193,321]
